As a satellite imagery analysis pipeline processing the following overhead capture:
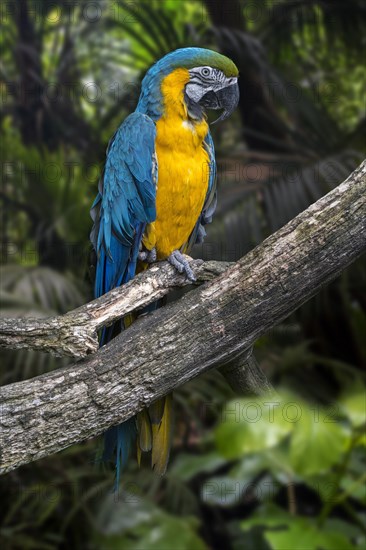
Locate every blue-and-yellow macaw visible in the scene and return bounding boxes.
[90,47,239,481]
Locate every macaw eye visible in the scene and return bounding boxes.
[201,67,211,77]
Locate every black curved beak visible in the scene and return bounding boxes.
[199,82,240,124]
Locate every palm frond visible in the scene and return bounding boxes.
[262,0,366,60]
[0,265,86,382]
[194,149,363,262]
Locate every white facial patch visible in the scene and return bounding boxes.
[185,66,237,104]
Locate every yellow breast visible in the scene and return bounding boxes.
[151,69,210,259]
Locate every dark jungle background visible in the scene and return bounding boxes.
[0,1,365,549]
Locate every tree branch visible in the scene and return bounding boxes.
[0,160,365,474]
[0,260,231,358]
[219,349,275,396]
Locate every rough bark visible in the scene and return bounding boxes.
[0,261,231,358]
[0,161,365,474]
[219,349,275,396]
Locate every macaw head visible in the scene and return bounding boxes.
[183,54,239,124]
[137,47,239,124]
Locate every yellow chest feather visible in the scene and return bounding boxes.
[151,69,210,259]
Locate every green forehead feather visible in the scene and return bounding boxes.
[183,50,239,77]
[151,47,239,78]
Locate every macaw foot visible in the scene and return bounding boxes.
[138,246,157,263]
[167,250,196,282]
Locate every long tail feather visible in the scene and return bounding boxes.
[137,409,153,452]
[96,240,173,481]
[102,419,136,489]
[150,395,173,475]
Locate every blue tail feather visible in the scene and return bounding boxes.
[103,419,136,489]
[94,227,144,487]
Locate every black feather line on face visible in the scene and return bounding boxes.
[184,91,205,121]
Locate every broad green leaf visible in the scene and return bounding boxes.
[170,452,226,481]
[289,405,350,477]
[263,447,297,480]
[265,521,356,550]
[339,386,366,427]
[215,397,294,459]
[95,493,206,550]
[230,454,270,479]
[241,504,357,550]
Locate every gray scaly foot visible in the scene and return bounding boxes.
[138,246,157,263]
[168,250,196,281]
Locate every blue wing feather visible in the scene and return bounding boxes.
[90,112,156,484]
[91,112,157,299]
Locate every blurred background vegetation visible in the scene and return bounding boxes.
[0,1,365,548]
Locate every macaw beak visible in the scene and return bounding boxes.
[199,81,240,124]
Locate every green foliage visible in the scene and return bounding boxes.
[170,452,227,482]
[208,385,366,548]
[215,396,294,459]
[1,130,94,262]
[93,493,206,549]
[289,404,349,477]
[1,1,365,549]
[242,504,359,550]
[339,383,366,428]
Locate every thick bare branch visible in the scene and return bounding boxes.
[0,260,231,358]
[0,160,365,474]
[219,349,275,396]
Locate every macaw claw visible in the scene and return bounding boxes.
[168,250,196,282]
[138,246,157,263]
